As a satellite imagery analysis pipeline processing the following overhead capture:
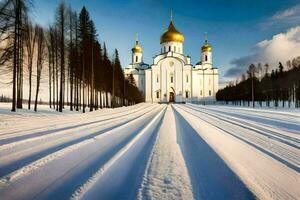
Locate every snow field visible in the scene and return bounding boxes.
[0,103,299,200]
[0,104,165,199]
[138,106,194,200]
[173,104,300,199]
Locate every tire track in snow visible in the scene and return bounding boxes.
[0,104,154,154]
[176,105,300,173]
[0,105,158,178]
[0,103,146,138]
[138,106,195,200]
[173,105,255,200]
[69,106,167,200]
[190,104,300,134]
[187,104,300,145]
[0,104,149,146]
[0,105,165,200]
[0,105,162,186]
[174,104,300,200]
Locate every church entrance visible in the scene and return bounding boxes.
[169,92,175,102]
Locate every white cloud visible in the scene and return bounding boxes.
[263,4,300,28]
[225,26,300,77]
[272,4,300,20]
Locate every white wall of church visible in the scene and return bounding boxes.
[145,70,152,102]
[161,41,183,54]
[201,51,212,65]
[132,52,142,64]
[191,68,218,101]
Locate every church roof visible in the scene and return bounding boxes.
[160,21,184,44]
[132,33,142,53]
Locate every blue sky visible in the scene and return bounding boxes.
[31,0,300,84]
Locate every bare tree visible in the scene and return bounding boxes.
[0,0,14,68]
[264,63,269,77]
[34,25,46,112]
[55,2,66,112]
[247,64,256,108]
[46,28,52,108]
[24,17,36,109]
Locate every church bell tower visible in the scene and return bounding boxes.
[132,33,143,64]
[201,33,212,66]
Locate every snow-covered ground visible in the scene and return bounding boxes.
[0,103,299,200]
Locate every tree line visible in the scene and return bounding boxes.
[216,57,300,108]
[0,0,143,112]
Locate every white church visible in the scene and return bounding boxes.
[125,17,219,103]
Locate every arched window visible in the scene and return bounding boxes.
[169,46,171,52]
[156,75,159,83]
[205,55,208,61]
[186,75,189,83]
[185,91,189,98]
[135,56,138,62]
[170,75,174,83]
[200,90,202,96]
[156,91,160,98]
[209,90,211,96]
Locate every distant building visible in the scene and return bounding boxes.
[125,17,219,103]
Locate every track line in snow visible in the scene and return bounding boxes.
[199,104,300,120]
[0,104,146,137]
[173,105,255,200]
[0,105,165,200]
[0,105,160,182]
[177,105,300,172]
[191,104,300,134]
[187,104,300,145]
[174,104,300,200]
[0,104,150,145]
[138,106,194,200]
[70,106,167,200]
[0,104,155,154]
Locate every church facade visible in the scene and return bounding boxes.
[125,19,219,103]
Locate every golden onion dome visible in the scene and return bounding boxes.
[201,43,212,52]
[132,33,142,53]
[201,33,212,52]
[132,43,142,53]
[160,21,184,44]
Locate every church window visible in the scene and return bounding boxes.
[200,90,202,96]
[135,56,138,62]
[209,90,212,96]
[170,75,174,83]
[186,75,189,83]
[185,91,189,98]
[156,91,160,98]
[169,46,171,52]
[205,55,208,61]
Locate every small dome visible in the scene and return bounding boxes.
[201,33,212,52]
[201,43,212,52]
[160,21,184,44]
[132,33,142,53]
[132,43,142,53]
